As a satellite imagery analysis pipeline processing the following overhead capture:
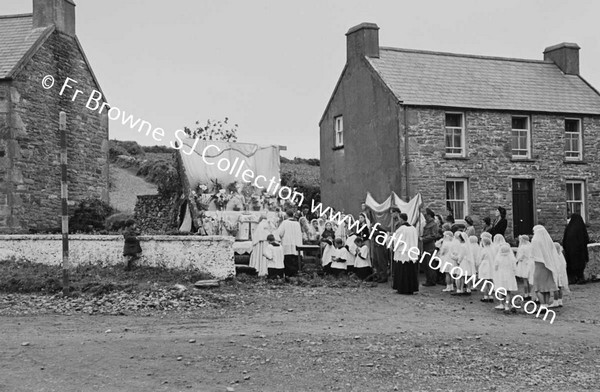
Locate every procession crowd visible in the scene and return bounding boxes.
[248,202,591,316]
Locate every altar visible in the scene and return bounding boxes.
[202,211,282,241]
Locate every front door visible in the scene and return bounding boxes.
[512,179,534,236]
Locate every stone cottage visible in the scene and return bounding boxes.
[0,0,109,233]
[320,22,600,240]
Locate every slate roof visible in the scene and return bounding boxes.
[0,14,52,79]
[367,47,600,115]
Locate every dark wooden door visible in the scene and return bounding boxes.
[512,179,534,236]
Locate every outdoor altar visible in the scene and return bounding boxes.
[176,138,286,242]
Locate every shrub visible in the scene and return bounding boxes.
[137,157,181,196]
[70,197,114,233]
[105,212,134,232]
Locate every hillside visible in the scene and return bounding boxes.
[108,140,320,205]
[109,166,158,213]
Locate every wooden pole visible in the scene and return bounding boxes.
[60,112,70,296]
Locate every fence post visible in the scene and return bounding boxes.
[59,111,69,296]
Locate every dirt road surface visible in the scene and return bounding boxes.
[1,278,599,392]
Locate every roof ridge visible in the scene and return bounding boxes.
[379,46,551,65]
[0,13,33,20]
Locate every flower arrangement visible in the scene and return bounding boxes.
[191,184,212,210]
[212,189,230,211]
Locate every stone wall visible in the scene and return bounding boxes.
[0,30,109,233]
[406,108,600,241]
[0,235,235,280]
[134,194,181,234]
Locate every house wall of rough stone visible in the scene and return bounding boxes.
[405,107,600,241]
[5,30,109,233]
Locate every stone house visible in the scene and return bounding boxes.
[320,22,600,240]
[0,0,109,233]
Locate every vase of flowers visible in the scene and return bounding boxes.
[212,189,230,211]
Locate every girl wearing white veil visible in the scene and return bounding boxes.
[438,231,456,292]
[550,243,570,308]
[453,232,475,295]
[530,225,559,309]
[494,243,519,312]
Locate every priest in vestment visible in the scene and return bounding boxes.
[274,209,303,277]
[249,214,272,277]
[391,213,420,294]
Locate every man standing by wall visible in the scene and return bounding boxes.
[421,208,440,286]
[275,210,303,277]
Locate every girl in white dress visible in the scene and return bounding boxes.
[494,244,518,312]
[478,237,495,302]
[515,235,534,300]
[550,243,570,308]
[455,232,476,295]
[437,231,456,292]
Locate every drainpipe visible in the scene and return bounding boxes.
[403,105,410,200]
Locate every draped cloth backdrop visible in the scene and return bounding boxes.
[364,192,425,235]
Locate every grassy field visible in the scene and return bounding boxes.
[109,166,158,213]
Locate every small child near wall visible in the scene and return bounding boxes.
[123,219,142,271]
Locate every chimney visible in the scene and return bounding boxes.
[543,42,580,75]
[346,22,379,63]
[33,0,76,36]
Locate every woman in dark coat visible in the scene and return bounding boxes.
[488,206,507,237]
[562,213,590,284]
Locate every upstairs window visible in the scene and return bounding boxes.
[446,178,468,220]
[565,118,582,160]
[511,116,530,158]
[566,180,586,219]
[334,116,344,147]
[445,113,465,157]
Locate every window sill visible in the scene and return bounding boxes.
[510,157,536,163]
[564,160,587,165]
[443,154,468,160]
[332,145,344,151]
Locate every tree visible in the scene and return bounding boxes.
[183,118,238,142]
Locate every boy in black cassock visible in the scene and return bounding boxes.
[123,219,142,271]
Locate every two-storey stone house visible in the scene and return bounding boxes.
[320,22,600,240]
[0,0,109,233]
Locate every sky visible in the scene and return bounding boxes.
[3,0,600,159]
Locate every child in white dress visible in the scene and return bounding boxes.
[515,235,534,300]
[550,243,570,308]
[469,236,481,277]
[437,231,455,292]
[478,237,494,302]
[494,244,518,312]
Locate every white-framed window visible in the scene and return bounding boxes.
[334,116,343,147]
[566,180,586,219]
[511,116,530,158]
[445,112,465,156]
[446,178,468,220]
[565,118,583,160]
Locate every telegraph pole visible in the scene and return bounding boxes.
[60,112,70,296]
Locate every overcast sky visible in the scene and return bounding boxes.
[4,0,600,159]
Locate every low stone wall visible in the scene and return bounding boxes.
[135,194,181,234]
[0,235,235,280]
